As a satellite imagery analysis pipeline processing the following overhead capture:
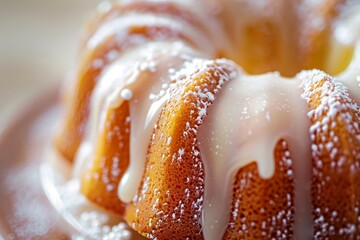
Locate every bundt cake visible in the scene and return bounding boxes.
[53,0,360,239]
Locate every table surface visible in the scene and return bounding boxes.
[0,0,101,134]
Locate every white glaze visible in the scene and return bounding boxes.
[87,12,216,56]
[198,72,312,240]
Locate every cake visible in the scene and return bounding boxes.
[53,0,360,239]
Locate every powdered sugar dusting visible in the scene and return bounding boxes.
[41,154,136,240]
[4,166,55,238]
[299,69,360,239]
[167,58,239,239]
[300,70,360,166]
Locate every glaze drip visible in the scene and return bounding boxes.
[75,41,207,202]
[198,72,312,240]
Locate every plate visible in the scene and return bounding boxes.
[0,90,68,239]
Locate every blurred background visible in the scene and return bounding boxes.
[0,0,102,133]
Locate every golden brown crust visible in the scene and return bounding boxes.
[223,139,294,239]
[81,102,130,214]
[301,72,360,239]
